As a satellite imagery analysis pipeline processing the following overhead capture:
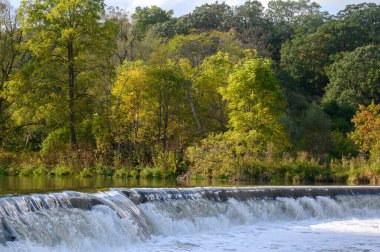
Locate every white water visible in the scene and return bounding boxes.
[1,193,380,251]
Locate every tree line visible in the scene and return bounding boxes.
[0,0,379,183]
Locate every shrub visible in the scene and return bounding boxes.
[95,166,113,176]
[140,167,164,179]
[114,168,128,178]
[0,164,9,176]
[18,165,35,176]
[33,165,49,176]
[6,165,21,176]
[50,165,73,176]
[79,167,94,178]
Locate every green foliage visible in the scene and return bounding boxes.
[152,151,180,177]
[323,101,355,132]
[187,55,290,180]
[221,55,289,152]
[113,167,128,178]
[132,6,174,40]
[324,45,380,107]
[296,103,331,156]
[94,166,113,176]
[329,131,359,159]
[50,165,73,176]
[17,0,111,147]
[267,0,328,59]
[79,167,94,178]
[182,2,234,32]
[0,0,22,144]
[0,1,379,184]
[330,156,380,185]
[41,128,69,153]
[32,165,49,176]
[6,164,21,176]
[0,164,8,176]
[280,33,331,96]
[140,167,164,179]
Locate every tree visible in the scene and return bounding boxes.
[167,32,241,136]
[187,54,289,179]
[182,2,234,32]
[266,0,326,59]
[111,54,186,162]
[350,102,380,158]
[18,0,110,148]
[233,1,270,52]
[220,55,288,151]
[106,6,136,65]
[267,0,322,24]
[0,0,22,144]
[195,52,235,133]
[309,3,380,55]
[280,32,332,97]
[147,52,184,154]
[280,3,379,99]
[111,61,150,153]
[324,45,380,107]
[132,6,173,41]
[336,3,380,45]
[296,103,331,156]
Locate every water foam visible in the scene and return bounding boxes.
[1,187,380,251]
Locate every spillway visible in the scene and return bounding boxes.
[1,186,380,251]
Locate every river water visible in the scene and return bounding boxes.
[0,186,379,251]
[0,176,256,196]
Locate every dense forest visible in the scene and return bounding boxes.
[0,0,379,183]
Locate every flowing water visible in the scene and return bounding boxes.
[1,186,380,251]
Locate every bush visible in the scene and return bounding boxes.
[95,165,113,176]
[114,168,128,178]
[18,165,35,176]
[0,164,9,176]
[33,165,49,176]
[140,167,164,178]
[6,165,21,176]
[152,151,180,177]
[79,167,94,177]
[129,169,138,178]
[50,165,73,176]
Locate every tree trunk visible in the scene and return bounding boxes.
[68,41,77,148]
[186,82,204,136]
[162,96,169,154]
[157,93,162,144]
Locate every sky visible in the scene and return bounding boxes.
[9,0,380,16]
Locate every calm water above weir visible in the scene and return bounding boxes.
[0,176,336,196]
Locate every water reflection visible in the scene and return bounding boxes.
[0,176,352,196]
[0,176,261,196]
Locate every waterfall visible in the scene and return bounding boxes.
[1,186,380,251]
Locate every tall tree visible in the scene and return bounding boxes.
[106,6,136,65]
[323,45,380,107]
[233,0,269,52]
[132,6,173,41]
[350,102,380,158]
[182,2,234,32]
[266,0,325,59]
[0,0,22,143]
[168,32,241,136]
[18,0,109,148]
[220,55,288,151]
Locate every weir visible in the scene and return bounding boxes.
[120,186,380,204]
[1,186,380,246]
